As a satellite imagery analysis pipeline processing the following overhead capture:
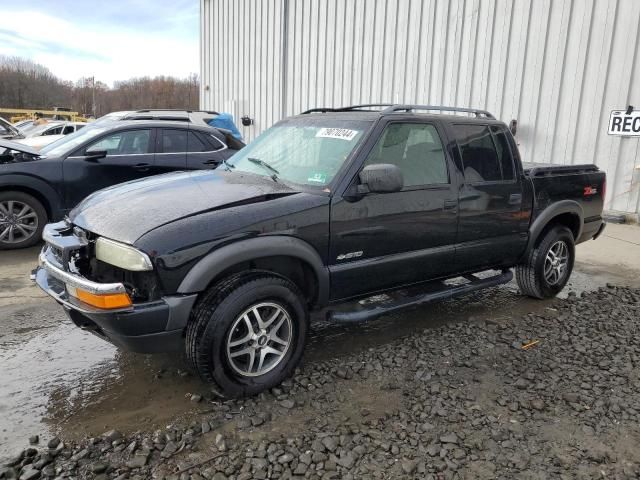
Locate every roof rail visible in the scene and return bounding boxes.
[301,104,395,114]
[382,104,495,119]
[133,109,220,115]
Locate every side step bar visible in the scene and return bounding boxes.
[327,270,513,324]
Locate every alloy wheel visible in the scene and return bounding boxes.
[0,200,38,244]
[225,302,293,377]
[544,240,569,286]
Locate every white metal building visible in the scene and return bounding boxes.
[200,0,640,214]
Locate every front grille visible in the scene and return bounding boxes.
[43,221,161,303]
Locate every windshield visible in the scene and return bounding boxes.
[40,125,112,156]
[227,118,372,187]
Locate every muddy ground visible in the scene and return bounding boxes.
[1,225,640,478]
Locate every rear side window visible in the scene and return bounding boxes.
[454,125,502,182]
[491,126,515,180]
[208,133,226,151]
[187,131,207,152]
[161,129,188,153]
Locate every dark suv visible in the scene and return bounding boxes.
[0,120,243,249]
[35,104,605,398]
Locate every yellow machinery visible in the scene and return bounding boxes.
[0,108,91,123]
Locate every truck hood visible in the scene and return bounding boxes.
[70,170,301,244]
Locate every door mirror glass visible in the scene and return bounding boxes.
[359,164,404,193]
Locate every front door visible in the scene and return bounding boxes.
[329,121,459,300]
[63,128,156,208]
[452,124,527,270]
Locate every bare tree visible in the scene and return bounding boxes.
[0,55,199,118]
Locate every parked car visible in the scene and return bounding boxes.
[34,104,606,397]
[0,117,23,140]
[0,120,243,248]
[16,121,87,150]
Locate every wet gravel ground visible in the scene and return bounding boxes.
[3,285,639,480]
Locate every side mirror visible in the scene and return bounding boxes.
[84,149,107,161]
[358,163,404,194]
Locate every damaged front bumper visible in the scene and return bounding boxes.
[33,222,196,353]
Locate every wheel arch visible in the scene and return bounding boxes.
[525,200,583,255]
[177,236,330,307]
[0,175,64,221]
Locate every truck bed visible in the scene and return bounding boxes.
[523,162,600,177]
[524,162,606,244]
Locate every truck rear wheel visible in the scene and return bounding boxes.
[185,272,308,398]
[516,225,575,299]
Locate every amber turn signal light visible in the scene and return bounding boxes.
[68,286,132,310]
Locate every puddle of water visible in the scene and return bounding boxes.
[0,260,633,461]
[0,315,116,458]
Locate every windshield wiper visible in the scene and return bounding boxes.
[222,158,235,171]
[248,157,279,181]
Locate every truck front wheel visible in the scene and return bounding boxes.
[186,272,308,398]
[516,225,575,299]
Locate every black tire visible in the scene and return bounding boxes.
[186,271,308,398]
[516,225,575,299]
[0,191,47,250]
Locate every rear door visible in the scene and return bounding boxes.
[452,123,528,270]
[155,127,188,173]
[63,128,156,207]
[185,130,228,169]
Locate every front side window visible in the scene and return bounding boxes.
[161,129,187,153]
[41,125,111,157]
[44,126,63,136]
[364,123,448,187]
[227,119,372,187]
[87,129,151,155]
[454,124,505,183]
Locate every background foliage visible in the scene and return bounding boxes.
[0,55,199,117]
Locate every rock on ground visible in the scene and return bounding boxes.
[3,285,640,479]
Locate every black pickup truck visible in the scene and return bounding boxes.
[35,104,606,397]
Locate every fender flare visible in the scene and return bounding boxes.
[0,174,64,219]
[177,236,330,305]
[525,200,583,254]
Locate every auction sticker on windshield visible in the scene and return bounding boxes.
[307,172,328,183]
[608,109,640,136]
[316,128,359,141]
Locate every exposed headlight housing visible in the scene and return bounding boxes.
[95,237,153,271]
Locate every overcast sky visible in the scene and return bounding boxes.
[0,0,199,86]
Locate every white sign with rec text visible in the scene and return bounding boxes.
[608,109,640,136]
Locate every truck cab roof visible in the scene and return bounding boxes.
[297,103,504,122]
